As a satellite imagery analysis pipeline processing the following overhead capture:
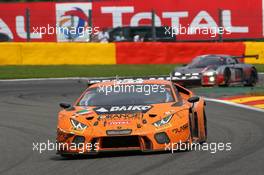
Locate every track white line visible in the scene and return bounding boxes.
[0,73,263,82]
[205,98,264,113]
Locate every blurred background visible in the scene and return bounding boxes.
[0,0,263,79]
[0,0,263,42]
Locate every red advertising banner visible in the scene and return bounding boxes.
[116,42,245,64]
[93,0,263,40]
[0,2,56,42]
[0,0,263,42]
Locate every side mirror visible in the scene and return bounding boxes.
[59,103,71,109]
[188,96,200,103]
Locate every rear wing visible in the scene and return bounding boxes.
[232,54,259,60]
[87,75,171,85]
[87,75,201,87]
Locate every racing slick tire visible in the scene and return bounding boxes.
[199,109,207,144]
[244,69,258,87]
[219,68,231,87]
[180,109,207,151]
[178,113,194,152]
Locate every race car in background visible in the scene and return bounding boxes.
[171,54,258,87]
[56,78,207,157]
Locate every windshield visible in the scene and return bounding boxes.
[78,84,176,106]
[188,56,225,68]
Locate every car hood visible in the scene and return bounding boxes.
[174,66,217,74]
[66,103,189,131]
[175,67,205,74]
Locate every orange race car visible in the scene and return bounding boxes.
[56,77,207,156]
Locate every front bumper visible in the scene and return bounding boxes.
[176,79,202,87]
[171,74,202,87]
[56,124,190,155]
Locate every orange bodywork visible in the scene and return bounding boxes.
[56,80,206,155]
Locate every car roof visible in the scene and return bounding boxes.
[89,79,172,88]
[198,54,231,58]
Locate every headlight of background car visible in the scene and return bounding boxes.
[70,118,88,130]
[174,72,182,76]
[153,114,173,127]
[203,70,216,82]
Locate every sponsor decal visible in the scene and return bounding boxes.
[76,109,92,115]
[95,107,108,113]
[172,123,189,134]
[155,123,172,131]
[97,113,141,120]
[108,120,131,126]
[72,109,93,117]
[94,105,152,114]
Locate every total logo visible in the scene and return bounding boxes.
[58,7,89,39]
[108,121,131,126]
[94,105,152,114]
[101,7,249,34]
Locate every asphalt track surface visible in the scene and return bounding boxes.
[0,80,264,175]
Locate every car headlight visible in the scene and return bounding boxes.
[153,114,173,127]
[203,70,216,76]
[209,76,215,82]
[70,118,88,130]
[174,72,182,76]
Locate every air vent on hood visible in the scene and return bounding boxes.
[149,114,157,118]
[86,116,94,120]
